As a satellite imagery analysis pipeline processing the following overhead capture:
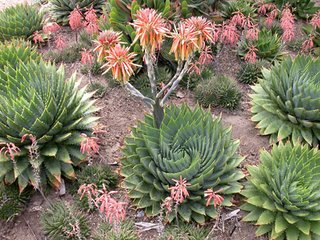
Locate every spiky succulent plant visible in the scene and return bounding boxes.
[237,61,270,85]
[0,39,41,69]
[195,75,241,110]
[121,104,244,224]
[0,59,98,191]
[242,143,320,240]
[0,183,33,221]
[41,201,90,239]
[238,28,283,62]
[49,0,106,25]
[251,55,320,146]
[0,4,43,42]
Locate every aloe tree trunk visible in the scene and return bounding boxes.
[153,99,164,128]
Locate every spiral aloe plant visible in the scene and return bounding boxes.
[251,55,320,146]
[0,39,41,69]
[121,104,244,224]
[0,60,98,192]
[0,4,43,41]
[242,143,320,240]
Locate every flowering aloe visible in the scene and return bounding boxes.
[302,35,314,52]
[95,186,127,224]
[0,143,20,161]
[78,183,97,208]
[169,176,191,204]
[204,189,224,208]
[246,25,259,41]
[97,8,217,127]
[244,45,258,63]
[43,22,61,34]
[102,44,139,83]
[54,34,66,49]
[32,31,44,44]
[162,197,173,213]
[80,49,94,65]
[220,22,239,45]
[185,16,216,48]
[80,133,100,155]
[93,30,122,61]
[170,22,199,61]
[258,3,277,16]
[280,5,295,42]
[311,11,320,28]
[231,11,246,28]
[131,8,168,54]
[69,7,83,31]
[84,6,97,24]
[265,9,278,28]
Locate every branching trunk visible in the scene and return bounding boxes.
[153,98,164,128]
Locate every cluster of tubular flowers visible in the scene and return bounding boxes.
[102,44,139,83]
[170,22,199,61]
[185,16,217,49]
[94,30,122,62]
[170,16,216,61]
[280,5,295,42]
[131,8,169,54]
[97,8,218,83]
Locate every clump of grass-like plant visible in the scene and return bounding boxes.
[195,75,241,110]
[41,200,90,239]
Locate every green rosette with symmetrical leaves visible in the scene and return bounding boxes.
[121,104,244,224]
[0,4,43,41]
[251,55,320,146]
[0,60,99,192]
[242,143,320,240]
[0,39,41,69]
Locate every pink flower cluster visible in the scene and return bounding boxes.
[80,48,94,65]
[280,6,295,42]
[204,189,224,208]
[0,142,20,161]
[244,45,258,63]
[161,176,225,218]
[78,184,127,224]
[69,6,99,35]
[302,11,320,53]
[258,3,278,28]
[168,176,191,204]
[80,133,100,155]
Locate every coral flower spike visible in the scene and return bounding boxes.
[132,8,169,54]
[93,30,122,62]
[169,176,191,204]
[170,22,199,61]
[103,44,140,83]
[204,189,224,209]
[185,16,216,48]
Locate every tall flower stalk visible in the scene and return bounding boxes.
[96,9,215,128]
